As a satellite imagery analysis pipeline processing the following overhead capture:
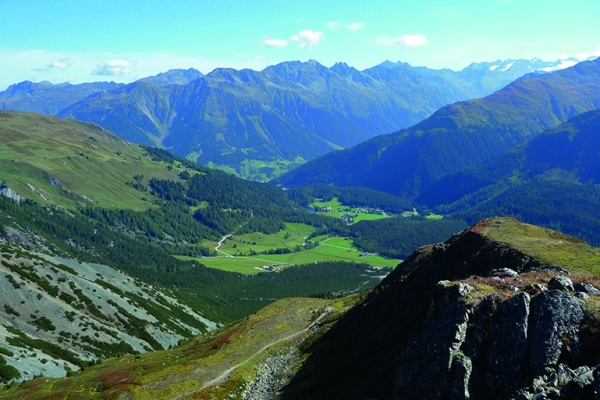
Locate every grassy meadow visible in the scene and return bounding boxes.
[185,223,400,274]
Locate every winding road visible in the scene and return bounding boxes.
[215,234,233,257]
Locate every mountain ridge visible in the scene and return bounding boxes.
[274,57,600,197]
[1,57,582,179]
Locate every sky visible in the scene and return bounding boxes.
[0,0,599,90]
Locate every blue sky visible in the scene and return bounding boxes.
[0,0,599,90]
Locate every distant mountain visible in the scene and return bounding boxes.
[417,108,600,208]
[0,57,592,179]
[378,57,580,100]
[138,68,203,86]
[57,81,175,147]
[274,57,600,197]
[57,60,470,174]
[0,80,123,115]
[409,109,600,244]
[58,58,569,177]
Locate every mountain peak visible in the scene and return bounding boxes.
[373,60,408,70]
[138,68,203,86]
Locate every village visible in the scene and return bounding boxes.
[315,202,419,225]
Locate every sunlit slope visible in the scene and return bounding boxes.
[0,111,183,209]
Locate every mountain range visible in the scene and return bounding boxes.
[0,81,123,115]
[0,57,583,179]
[275,57,600,198]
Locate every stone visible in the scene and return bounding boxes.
[574,283,600,294]
[548,275,575,292]
[450,353,472,400]
[557,364,594,399]
[489,268,519,278]
[575,292,590,301]
[529,290,584,374]
[501,293,531,394]
[395,284,470,399]
[0,186,24,203]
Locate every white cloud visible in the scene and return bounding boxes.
[33,57,74,71]
[255,55,265,60]
[346,22,364,32]
[262,37,289,48]
[230,51,243,57]
[574,45,600,60]
[92,60,136,76]
[326,21,341,29]
[289,29,324,49]
[376,34,428,48]
[394,34,428,48]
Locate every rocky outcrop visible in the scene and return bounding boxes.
[0,186,23,203]
[394,283,594,399]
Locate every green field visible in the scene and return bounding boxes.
[425,212,444,220]
[310,198,391,224]
[190,223,400,274]
[178,245,399,275]
[202,223,315,256]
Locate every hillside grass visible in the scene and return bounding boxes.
[482,217,600,274]
[0,111,189,209]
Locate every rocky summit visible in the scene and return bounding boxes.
[282,217,600,400]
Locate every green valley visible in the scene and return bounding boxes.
[0,111,402,332]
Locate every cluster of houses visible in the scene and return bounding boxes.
[314,202,422,225]
[353,206,386,215]
[341,213,355,224]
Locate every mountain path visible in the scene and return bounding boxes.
[172,310,330,399]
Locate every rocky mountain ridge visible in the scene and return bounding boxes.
[281,217,600,399]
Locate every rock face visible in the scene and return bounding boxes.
[529,290,584,374]
[393,286,591,399]
[395,282,472,399]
